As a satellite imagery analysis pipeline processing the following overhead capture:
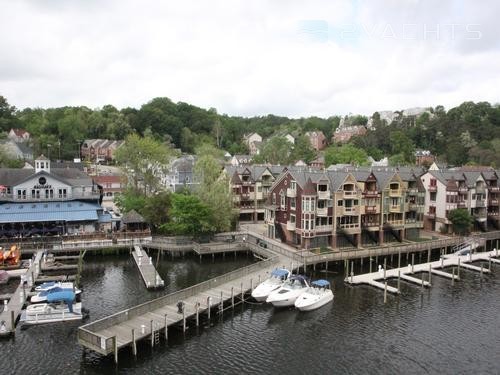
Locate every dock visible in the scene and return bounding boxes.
[0,250,43,336]
[132,246,164,289]
[345,248,499,294]
[78,248,290,362]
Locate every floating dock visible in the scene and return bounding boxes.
[345,248,499,294]
[132,246,164,289]
[0,250,43,336]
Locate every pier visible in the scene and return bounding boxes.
[345,248,499,295]
[132,246,164,289]
[0,250,43,336]
[78,249,290,363]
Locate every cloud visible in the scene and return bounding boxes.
[0,0,498,117]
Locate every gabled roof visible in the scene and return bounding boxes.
[10,128,29,137]
[121,209,146,224]
[302,178,317,195]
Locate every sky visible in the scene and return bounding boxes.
[1,0,499,118]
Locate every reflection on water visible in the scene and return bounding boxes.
[1,253,499,375]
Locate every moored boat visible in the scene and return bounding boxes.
[266,275,310,307]
[0,245,21,269]
[31,286,82,303]
[294,279,334,311]
[21,290,84,325]
[251,268,290,302]
[35,281,74,292]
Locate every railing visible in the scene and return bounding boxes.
[286,221,296,231]
[426,212,436,218]
[315,225,333,232]
[317,190,330,200]
[79,253,280,353]
[387,220,404,226]
[343,190,357,197]
[342,207,359,215]
[364,206,378,214]
[286,188,296,198]
[364,190,380,198]
[389,189,402,196]
[488,186,500,192]
[407,188,418,194]
[458,187,468,193]
[428,185,437,192]
[316,207,328,216]
[457,202,467,208]
[489,199,499,206]
[475,200,486,208]
[1,191,101,202]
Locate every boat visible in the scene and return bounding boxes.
[0,245,21,269]
[21,290,84,324]
[31,286,82,303]
[266,275,310,307]
[35,281,74,292]
[251,268,290,302]
[294,279,334,311]
[0,270,9,284]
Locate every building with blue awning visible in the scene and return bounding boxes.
[0,156,109,237]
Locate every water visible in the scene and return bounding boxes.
[1,253,499,375]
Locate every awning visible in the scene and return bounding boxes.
[0,201,101,224]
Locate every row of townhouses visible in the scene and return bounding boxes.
[263,167,425,249]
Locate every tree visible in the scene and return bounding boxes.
[161,193,214,237]
[389,130,415,165]
[114,188,148,213]
[142,191,171,232]
[324,144,368,166]
[0,95,19,131]
[115,134,176,195]
[447,209,473,235]
[253,136,292,165]
[194,143,235,232]
[291,135,316,163]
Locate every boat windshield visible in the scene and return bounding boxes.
[285,278,306,289]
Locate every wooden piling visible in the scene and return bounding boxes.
[150,320,154,347]
[383,258,387,280]
[164,314,168,341]
[132,328,137,357]
[369,257,372,274]
[411,253,415,273]
[427,248,431,263]
[384,282,387,304]
[196,303,200,327]
[113,336,118,364]
[457,257,461,279]
[240,282,244,303]
[397,270,401,291]
[421,273,424,293]
[398,251,401,269]
[231,287,234,308]
[480,263,483,278]
[451,268,455,286]
[182,309,186,332]
[207,297,211,320]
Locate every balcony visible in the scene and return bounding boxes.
[458,187,468,193]
[364,206,378,214]
[364,190,380,198]
[286,221,296,231]
[241,180,253,186]
[315,225,333,233]
[389,189,402,197]
[342,206,359,216]
[476,186,486,194]
[408,203,418,211]
[232,195,241,202]
[286,188,296,198]
[407,188,418,195]
[457,201,467,208]
[261,179,273,187]
[426,212,436,219]
[428,185,437,192]
[361,221,380,230]
[489,186,500,192]
[316,207,328,216]
[476,200,486,208]
[390,204,402,213]
[387,219,404,227]
[343,190,357,198]
[4,191,101,203]
[337,223,360,234]
[488,211,499,217]
[317,190,330,200]
[489,199,499,206]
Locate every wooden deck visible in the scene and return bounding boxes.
[0,251,43,336]
[132,246,164,289]
[345,248,499,294]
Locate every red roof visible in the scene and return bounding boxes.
[93,175,122,184]
[11,128,29,137]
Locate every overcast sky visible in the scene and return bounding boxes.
[1,0,499,117]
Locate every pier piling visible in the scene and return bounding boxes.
[150,320,154,347]
[384,282,387,304]
[164,314,168,341]
[452,268,455,286]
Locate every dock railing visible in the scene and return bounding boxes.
[78,253,279,353]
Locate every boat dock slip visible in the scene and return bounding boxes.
[78,253,289,362]
[0,251,43,336]
[132,246,164,289]
[345,248,499,294]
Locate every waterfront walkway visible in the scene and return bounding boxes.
[132,246,164,289]
[0,250,43,336]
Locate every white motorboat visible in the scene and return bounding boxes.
[294,279,333,311]
[251,268,290,302]
[266,275,310,307]
[21,290,84,324]
[31,286,81,303]
[35,281,74,292]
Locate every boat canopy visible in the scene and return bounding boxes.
[38,281,58,289]
[271,269,289,278]
[312,279,330,288]
[47,290,76,304]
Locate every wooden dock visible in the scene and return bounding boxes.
[0,251,43,336]
[78,250,290,362]
[345,248,499,294]
[132,246,164,289]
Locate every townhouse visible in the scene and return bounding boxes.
[421,168,500,233]
[225,165,284,222]
[265,167,425,249]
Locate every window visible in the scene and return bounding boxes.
[338,200,343,206]
[280,192,285,209]
[290,214,296,224]
[291,198,296,209]
[430,192,437,201]
[290,181,296,190]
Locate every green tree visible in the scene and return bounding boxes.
[291,135,316,163]
[390,130,415,165]
[194,143,235,232]
[115,134,176,195]
[447,209,473,235]
[324,144,368,166]
[114,188,148,213]
[161,193,213,237]
[0,95,19,131]
[142,191,172,232]
[253,136,292,165]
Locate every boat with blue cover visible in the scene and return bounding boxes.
[251,268,291,302]
[21,290,84,325]
[31,285,81,303]
[294,279,333,311]
[266,275,310,307]
[35,281,74,292]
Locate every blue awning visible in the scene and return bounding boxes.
[46,289,75,303]
[271,268,290,278]
[0,201,101,224]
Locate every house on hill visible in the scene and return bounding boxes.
[8,128,30,143]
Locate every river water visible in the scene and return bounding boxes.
[1,252,499,374]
